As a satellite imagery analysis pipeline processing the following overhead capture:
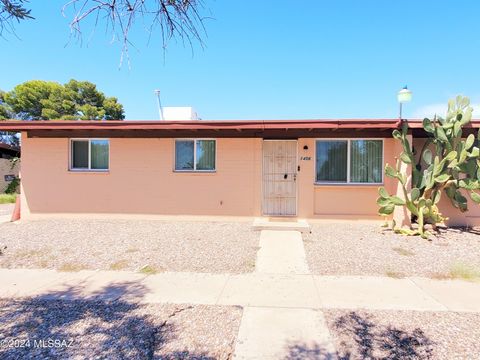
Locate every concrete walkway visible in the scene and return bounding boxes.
[1,269,480,312]
[240,230,333,359]
[255,230,309,274]
[234,307,336,359]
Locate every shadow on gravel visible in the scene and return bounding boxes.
[0,282,213,359]
[332,311,434,360]
[285,342,336,359]
[442,226,480,236]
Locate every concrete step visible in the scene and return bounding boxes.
[252,218,311,233]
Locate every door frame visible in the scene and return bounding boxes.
[261,139,298,217]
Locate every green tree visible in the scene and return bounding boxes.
[64,80,124,120]
[0,91,11,119]
[0,90,19,146]
[4,79,125,120]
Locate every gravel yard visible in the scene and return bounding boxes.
[0,219,259,273]
[324,309,480,359]
[0,298,241,359]
[304,223,480,278]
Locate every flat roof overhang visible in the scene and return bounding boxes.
[407,120,480,138]
[0,119,402,139]
[0,142,20,156]
[1,119,479,139]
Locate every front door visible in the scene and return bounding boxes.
[262,140,297,216]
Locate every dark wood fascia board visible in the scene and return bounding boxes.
[27,128,394,139]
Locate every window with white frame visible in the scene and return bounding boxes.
[315,139,383,184]
[70,139,109,171]
[175,139,216,171]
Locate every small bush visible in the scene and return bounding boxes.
[449,262,480,281]
[58,262,87,272]
[110,260,129,270]
[14,249,43,259]
[0,193,16,204]
[4,177,19,194]
[392,247,415,257]
[138,265,158,275]
[385,269,405,279]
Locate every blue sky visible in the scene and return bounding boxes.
[1,0,480,120]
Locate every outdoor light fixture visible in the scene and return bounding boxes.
[397,86,412,120]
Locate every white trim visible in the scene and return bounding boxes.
[314,138,384,185]
[69,138,110,172]
[174,138,217,172]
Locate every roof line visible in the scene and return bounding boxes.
[0,119,479,131]
[0,119,403,131]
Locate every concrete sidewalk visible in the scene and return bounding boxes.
[1,268,479,313]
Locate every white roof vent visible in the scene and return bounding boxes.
[162,107,199,121]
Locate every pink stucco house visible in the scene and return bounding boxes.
[0,119,479,226]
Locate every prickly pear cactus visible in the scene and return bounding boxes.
[378,96,480,238]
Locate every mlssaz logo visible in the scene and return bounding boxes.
[33,339,74,348]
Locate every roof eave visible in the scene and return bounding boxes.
[0,119,402,132]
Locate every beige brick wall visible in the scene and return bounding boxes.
[20,135,263,217]
[20,133,403,221]
[0,158,19,193]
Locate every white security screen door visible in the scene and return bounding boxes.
[262,140,297,216]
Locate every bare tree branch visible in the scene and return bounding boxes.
[0,1,208,65]
[61,0,208,66]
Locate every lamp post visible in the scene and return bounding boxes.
[397,86,412,120]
